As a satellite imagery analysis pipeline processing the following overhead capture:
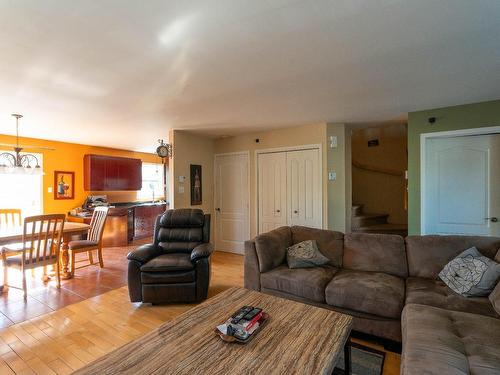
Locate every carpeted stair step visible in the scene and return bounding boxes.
[351,204,364,217]
[351,223,408,237]
[351,213,389,228]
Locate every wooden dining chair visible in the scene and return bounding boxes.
[1,214,65,299]
[0,209,22,227]
[68,206,109,275]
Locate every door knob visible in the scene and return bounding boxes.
[294,210,298,214]
[215,208,221,212]
[276,209,280,213]
[485,217,498,222]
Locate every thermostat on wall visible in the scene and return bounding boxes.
[178,176,186,183]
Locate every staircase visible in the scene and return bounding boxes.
[351,204,408,237]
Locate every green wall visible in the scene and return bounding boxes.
[408,99,500,235]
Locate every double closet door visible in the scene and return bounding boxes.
[258,148,322,234]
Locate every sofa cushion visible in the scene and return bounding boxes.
[291,226,344,267]
[140,253,194,272]
[343,233,407,278]
[325,270,405,319]
[405,277,498,318]
[260,264,337,302]
[401,303,500,375]
[405,235,500,279]
[490,281,500,315]
[439,247,500,297]
[255,227,292,273]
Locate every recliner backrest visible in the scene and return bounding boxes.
[154,209,210,253]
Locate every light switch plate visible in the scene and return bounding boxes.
[178,176,186,183]
[178,185,185,194]
[48,187,53,193]
[329,136,338,148]
[328,172,336,181]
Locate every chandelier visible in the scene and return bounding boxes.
[0,114,43,175]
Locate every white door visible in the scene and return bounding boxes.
[214,153,249,254]
[258,152,287,233]
[287,149,322,228]
[424,134,500,235]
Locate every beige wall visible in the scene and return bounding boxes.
[214,123,351,237]
[326,123,352,233]
[170,130,215,222]
[351,123,407,224]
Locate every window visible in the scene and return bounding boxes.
[137,162,165,201]
[0,151,43,217]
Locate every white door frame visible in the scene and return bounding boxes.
[420,125,500,234]
[255,144,323,234]
[213,151,251,252]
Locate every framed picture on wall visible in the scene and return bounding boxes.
[54,171,75,200]
[190,164,202,205]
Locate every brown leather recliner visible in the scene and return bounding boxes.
[127,208,213,304]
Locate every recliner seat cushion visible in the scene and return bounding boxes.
[325,270,405,319]
[260,264,337,302]
[141,270,195,284]
[140,253,194,272]
[401,303,500,375]
[406,277,498,318]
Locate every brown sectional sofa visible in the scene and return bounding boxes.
[244,226,500,374]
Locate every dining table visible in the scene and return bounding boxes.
[0,221,90,280]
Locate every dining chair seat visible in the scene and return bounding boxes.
[68,239,98,250]
[4,254,57,267]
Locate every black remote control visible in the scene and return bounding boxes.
[231,306,253,324]
[243,308,262,321]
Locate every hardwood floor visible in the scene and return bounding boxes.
[0,239,149,328]
[0,246,401,374]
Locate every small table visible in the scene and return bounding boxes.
[0,222,90,280]
[74,287,353,375]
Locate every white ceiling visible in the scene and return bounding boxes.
[0,0,499,152]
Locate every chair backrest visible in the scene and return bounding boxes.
[0,209,22,227]
[88,206,109,243]
[22,214,66,265]
[154,209,210,253]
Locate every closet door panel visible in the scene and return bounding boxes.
[286,149,321,228]
[258,152,287,234]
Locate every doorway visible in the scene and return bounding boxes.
[422,129,500,236]
[214,152,250,254]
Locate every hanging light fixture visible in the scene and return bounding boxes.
[0,114,43,175]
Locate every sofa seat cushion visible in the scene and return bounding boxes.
[325,270,405,319]
[141,270,195,284]
[401,303,500,375]
[140,253,194,273]
[406,277,498,318]
[260,265,338,302]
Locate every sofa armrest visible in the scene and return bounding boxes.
[127,244,161,265]
[191,243,214,262]
[254,226,292,273]
[244,240,261,291]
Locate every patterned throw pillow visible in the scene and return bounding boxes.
[439,247,500,297]
[286,240,330,269]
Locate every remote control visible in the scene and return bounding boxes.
[231,306,253,324]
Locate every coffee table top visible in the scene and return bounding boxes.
[74,287,353,375]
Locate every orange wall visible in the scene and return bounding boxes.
[0,134,163,214]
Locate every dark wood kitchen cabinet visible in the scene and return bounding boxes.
[134,204,167,239]
[84,154,142,191]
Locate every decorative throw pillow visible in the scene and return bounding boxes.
[439,247,500,297]
[286,240,330,269]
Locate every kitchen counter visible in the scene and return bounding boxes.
[68,202,168,246]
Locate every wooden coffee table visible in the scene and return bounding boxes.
[74,287,353,375]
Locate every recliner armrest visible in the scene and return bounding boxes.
[127,244,161,265]
[191,243,214,262]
